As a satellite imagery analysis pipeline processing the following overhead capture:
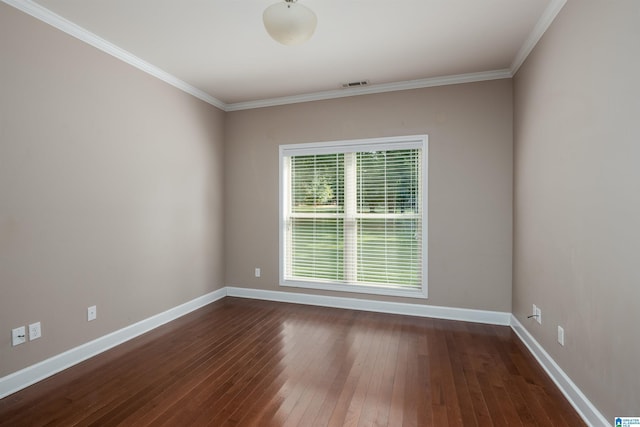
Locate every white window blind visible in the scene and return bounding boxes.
[280,136,428,298]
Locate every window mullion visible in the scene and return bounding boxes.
[344,152,357,283]
[284,156,293,278]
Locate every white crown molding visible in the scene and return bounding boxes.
[510,0,567,74]
[3,0,563,111]
[225,69,513,111]
[0,288,227,400]
[1,0,227,111]
[510,315,608,427]
[226,286,511,325]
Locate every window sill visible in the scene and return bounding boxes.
[280,279,428,299]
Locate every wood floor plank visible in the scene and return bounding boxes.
[245,308,348,427]
[83,305,275,426]
[237,319,333,427]
[326,315,381,427]
[281,315,350,427]
[343,316,389,427]
[261,312,339,427]
[386,323,410,427]
[308,314,366,427]
[0,298,587,427]
[357,318,400,427]
[400,324,420,427]
[437,327,465,426]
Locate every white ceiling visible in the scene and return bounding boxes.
[12,0,565,110]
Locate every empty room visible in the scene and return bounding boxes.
[0,0,638,425]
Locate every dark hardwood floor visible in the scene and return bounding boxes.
[0,297,586,426]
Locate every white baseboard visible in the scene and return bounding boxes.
[226,286,511,326]
[510,315,608,427]
[0,285,607,427]
[0,288,227,399]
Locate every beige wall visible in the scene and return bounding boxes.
[224,80,513,312]
[0,4,225,376]
[513,0,640,419]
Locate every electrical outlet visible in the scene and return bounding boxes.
[12,326,26,346]
[255,267,261,278]
[29,322,42,341]
[88,305,97,321]
[531,304,542,324]
[558,326,565,346]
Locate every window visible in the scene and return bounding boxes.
[279,135,428,298]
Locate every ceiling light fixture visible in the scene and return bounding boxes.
[263,0,317,46]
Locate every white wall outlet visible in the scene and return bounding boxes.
[29,322,42,341]
[558,326,565,346]
[88,305,97,321]
[12,326,26,346]
[531,304,542,324]
[255,267,261,278]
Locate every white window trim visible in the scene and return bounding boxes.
[279,135,428,299]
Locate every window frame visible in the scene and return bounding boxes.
[279,135,428,299]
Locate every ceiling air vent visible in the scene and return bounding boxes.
[341,80,370,89]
